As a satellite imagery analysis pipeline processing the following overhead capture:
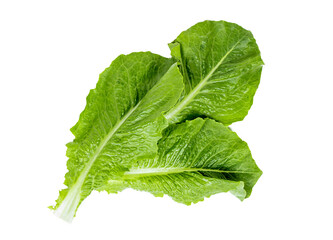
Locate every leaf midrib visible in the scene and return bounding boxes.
[76,102,141,187]
[164,38,244,121]
[54,102,141,221]
[123,167,257,179]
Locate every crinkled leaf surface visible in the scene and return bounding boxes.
[100,118,262,204]
[52,20,264,222]
[165,20,264,125]
[52,52,183,222]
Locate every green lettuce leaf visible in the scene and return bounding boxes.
[51,52,183,222]
[100,118,262,204]
[165,20,264,125]
[52,20,264,222]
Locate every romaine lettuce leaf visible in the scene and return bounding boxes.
[52,20,264,222]
[51,52,183,222]
[165,20,264,125]
[100,118,262,203]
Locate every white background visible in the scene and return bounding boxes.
[1,0,332,239]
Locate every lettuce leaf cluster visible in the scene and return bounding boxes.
[51,20,264,222]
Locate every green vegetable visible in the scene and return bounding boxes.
[100,118,262,204]
[166,20,263,125]
[51,20,263,222]
[51,53,183,222]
